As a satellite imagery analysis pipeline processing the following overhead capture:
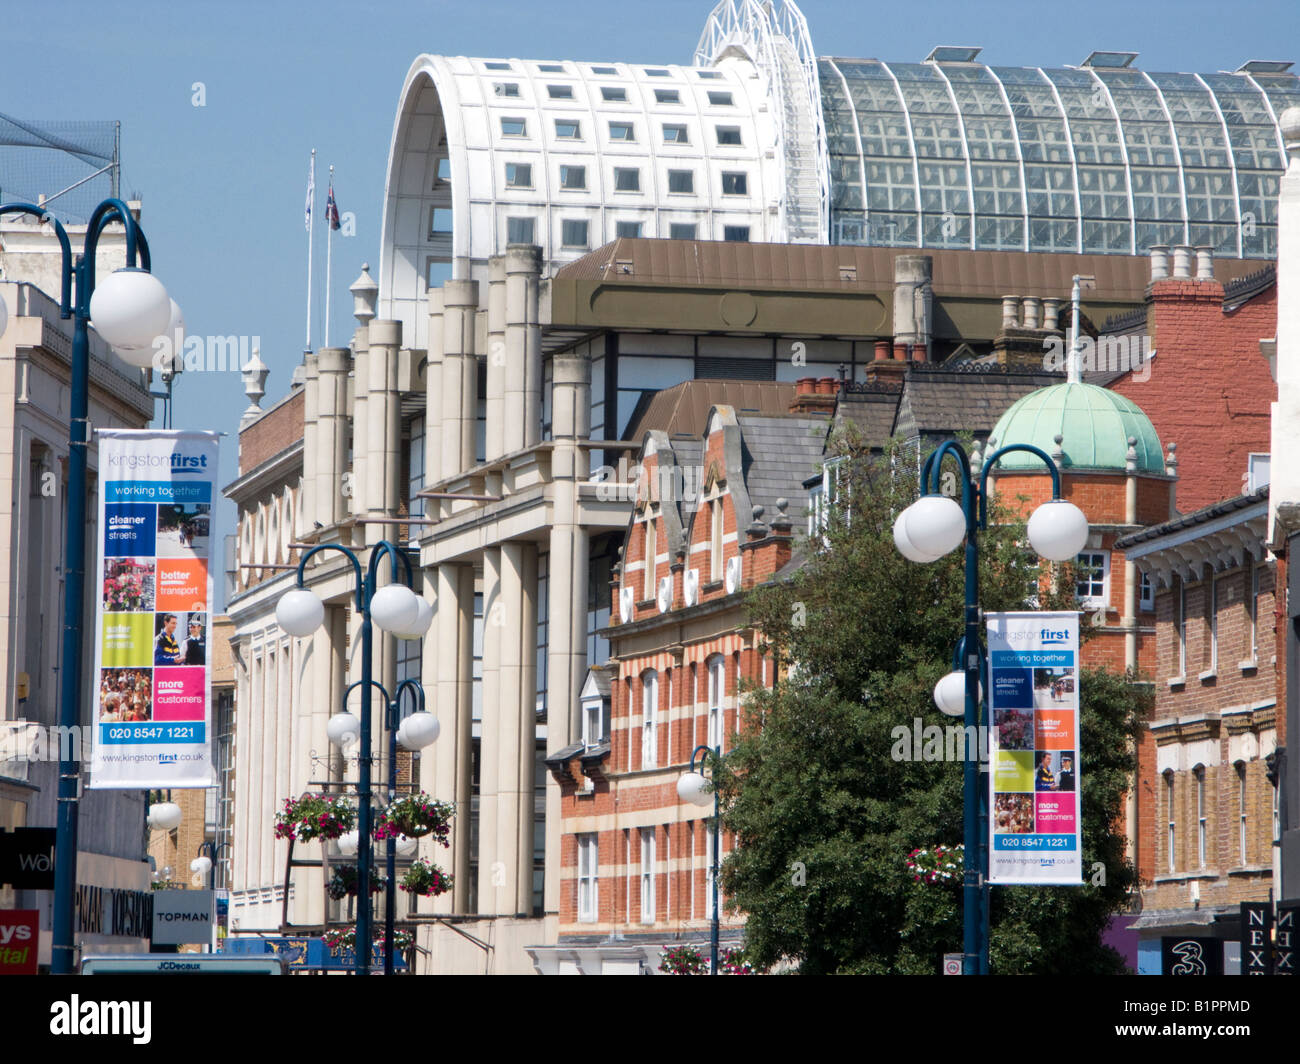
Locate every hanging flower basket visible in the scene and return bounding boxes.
[659,945,755,975]
[274,794,356,843]
[326,863,387,900]
[906,844,964,885]
[399,857,453,897]
[374,792,453,843]
[322,925,415,954]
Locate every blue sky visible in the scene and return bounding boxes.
[4,0,1298,604]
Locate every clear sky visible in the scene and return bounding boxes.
[4,0,1299,605]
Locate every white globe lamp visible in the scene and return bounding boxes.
[370,584,419,633]
[337,830,359,857]
[933,671,983,718]
[148,801,183,831]
[398,711,440,750]
[395,835,418,857]
[326,711,361,747]
[1026,499,1090,562]
[894,510,943,563]
[89,268,172,366]
[393,596,434,640]
[277,588,324,637]
[903,495,967,560]
[190,855,213,876]
[677,771,713,807]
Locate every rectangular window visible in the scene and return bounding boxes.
[555,119,582,139]
[428,207,452,238]
[1166,774,1176,872]
[707,90,734,105]
[668,169,694,193]
[601,86,628,102]
[500,117,527,137]
[655,88,681,104]
[669,222,697,239]
[1238,762,1248,865]
[577,833,598,922]
[1177,578,1187,676]
[707,655,725,751]
[716,125,742,145]
[721,171,748,195]
[723,225,750,242]
[561,219,589,248]
[1248,560,1259,662]
[1196,768,1207,869]
[546,84,574,99]
[1139,571,1154,611]
[1207,574,1218,674]
[434,157,451,184]
[645,68,670,77]
[609,121,635,141]
[505,162,532,188]
[493,82,520,98]
[560,165,587,190]
[591,65,617,75]
[641,671,658,768]
[538,63,564,73]
[506,217,535,245]
[697,69,721,79]
[485,61,512,71]
[662,124,689,144]
[1075,551,1108,607]
[1248,453,1270,492]
[615,221,643,238]
[640,828,656,924]
[613,167,640,192]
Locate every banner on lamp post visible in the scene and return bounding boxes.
[986,611,1081,885]
[88,430,220,789]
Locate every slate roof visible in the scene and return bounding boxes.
[893,365,1055,441]
[1114,487,1268,550]
[626,380,795,441]
[834,387,903,450]
[736,414,829,523]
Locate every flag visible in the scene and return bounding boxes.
[305,152,315,232]
[326,181,341,231]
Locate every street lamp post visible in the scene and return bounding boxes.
[678,744,721,975]
[276,540,430,974]
[894,439,1089,975]
[192,841,230,951]
[0,198,175,975]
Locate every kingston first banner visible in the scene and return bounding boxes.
[986,611,1081,885]
[88,430,219,789]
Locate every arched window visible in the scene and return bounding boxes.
[706,654,725,751]
[1164,770,1176,873]
[1194,765,1207,869]
[643,509,657,600]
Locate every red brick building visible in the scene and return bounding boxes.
[539,394,825,973]
[1118,490,1280,972]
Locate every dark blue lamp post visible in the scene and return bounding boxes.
[894,440,1089,975]
[0,198,177,975]
[678,743,722,974]
[276,540,432,974]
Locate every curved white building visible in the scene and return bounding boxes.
[380,0,1300,341]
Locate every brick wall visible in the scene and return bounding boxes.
[239,390,304,474]
[1110,280,1274,513]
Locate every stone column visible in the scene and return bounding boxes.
[316,348,350,527]
[504,245,542,453]
[424,289,445,499]
[477,547,503,915]
[441,280,479,480]
[364,320,403,545]
[425,562,475,915]
[301,352,319,535]
[893,254,933,359]
[351,323,370,519]
[485,256,507,462]
[544,346,592,912]
[501,542,538,917]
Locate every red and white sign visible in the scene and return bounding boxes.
[0,909,39,975]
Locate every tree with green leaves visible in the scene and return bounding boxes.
[715,435,1147,975]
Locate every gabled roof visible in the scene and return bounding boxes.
[894,365,1054,440]
[626,379,795,441]
[735,414,829,521]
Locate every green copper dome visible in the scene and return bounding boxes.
[989,382,1164,474]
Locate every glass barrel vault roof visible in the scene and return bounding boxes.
[819,57,1300,258]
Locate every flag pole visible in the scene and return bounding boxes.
[325,164,334,349]
[305,148,316,352]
